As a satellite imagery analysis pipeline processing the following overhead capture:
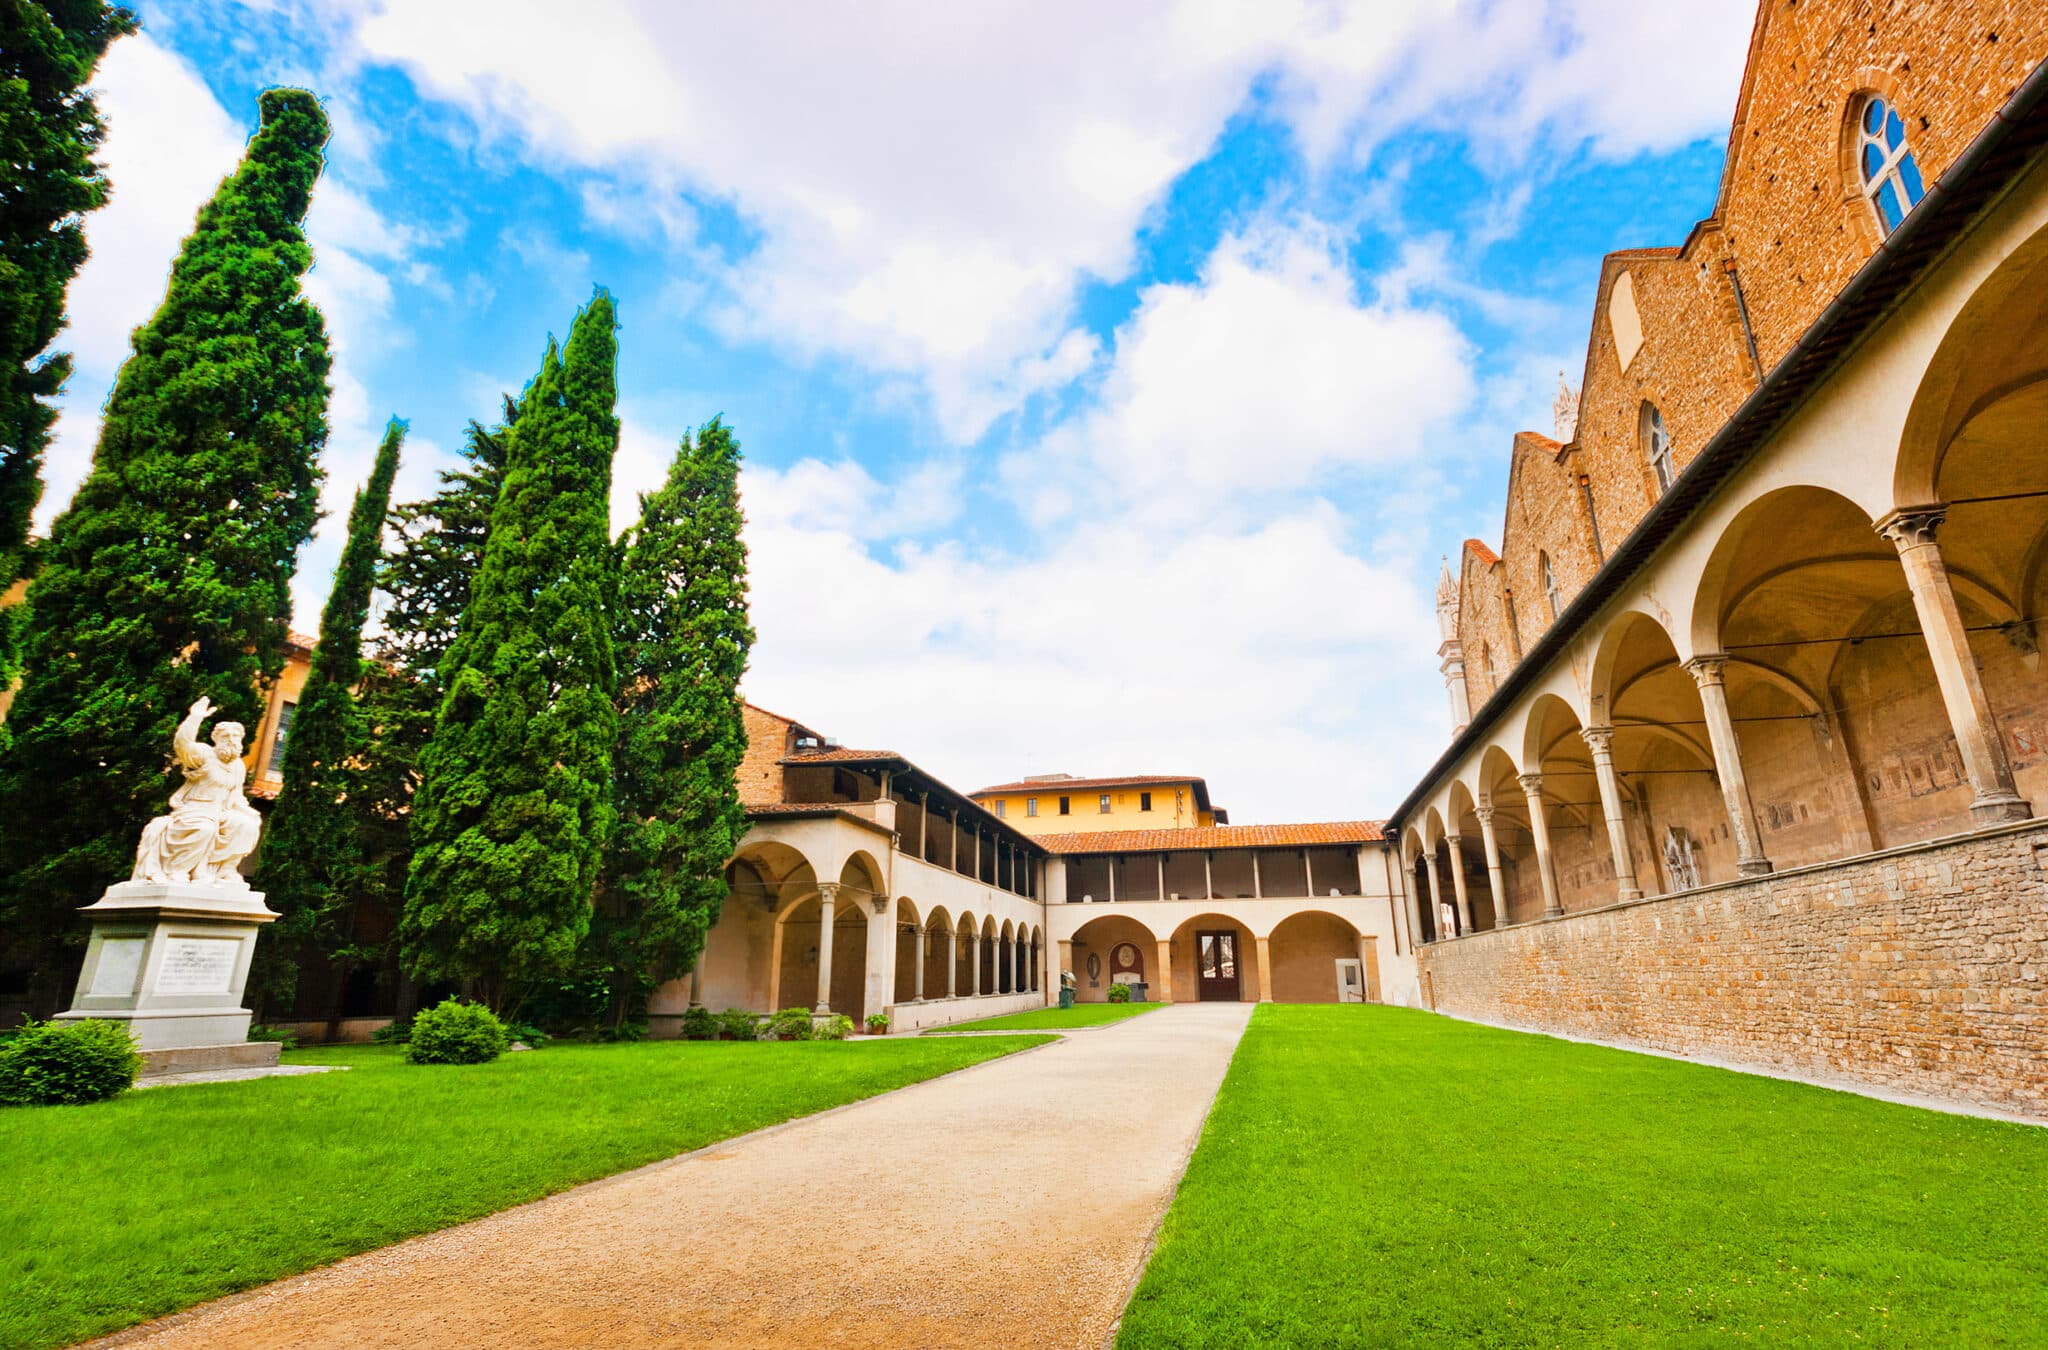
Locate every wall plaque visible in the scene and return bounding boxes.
[157,937,240,995]
[90,937,147,997]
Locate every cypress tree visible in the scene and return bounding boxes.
[0,88,330,998]
[248,417,404,1013]
[402,294,620,1010]
[344,404,514,947]
[0,1,138,684]
[592,419,753,1021]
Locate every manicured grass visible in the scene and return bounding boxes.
[0,1035,1049,1350]
[924,1001,1164,1033]
[1119,1005,2048,1347]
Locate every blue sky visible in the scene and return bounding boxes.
[44,0,1757,820]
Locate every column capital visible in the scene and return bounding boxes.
[869,894,889,916]
[1517,771,1544,797]
[1875,503,1947,550]
[1444,831,1463,846]
[1579,724,1616,758]
[1473,803,1495,825]
[1684,653,1729,687]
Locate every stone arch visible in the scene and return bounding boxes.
[922,905,955,999]
[952,910,979,995]
[1168,911,1260,1003]
[1266,909,1365,1003]
[772,881,866,1016]
[1070,912,1160,1002]
[893,898,923,1003]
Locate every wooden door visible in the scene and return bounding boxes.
[1195,930,1240,1001]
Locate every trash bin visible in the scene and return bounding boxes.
[1058,987,1075,1010]
[1127,981,1148,1002]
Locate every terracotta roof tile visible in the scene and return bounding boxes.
[287,630,317,652]
[1462,537,1499,568]
[1042,821,1384,855]
[778,748,903,765]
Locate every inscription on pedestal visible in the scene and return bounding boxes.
[89,937,147,997]
[157,937,240,995]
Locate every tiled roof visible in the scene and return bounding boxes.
[745,801,894,832]
[1042,821,1385,855]
[779,748,903,765]
[287,630,317,652]
[972,773,1205,796]
[1462,538,1499,567]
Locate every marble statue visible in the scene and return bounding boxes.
[132,696,263,887]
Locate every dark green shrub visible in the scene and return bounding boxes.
[505,1020,550,1049]
[1107,983,1132,1003]
[592,1022,646,1043]
[716,1008,757,1041]
[814,1013,854,1041]
[405,998,508,1065]
[766,1007,813,1041]
[0,1019,142,1105]
[681,1007,717,1040]
[248,1025,299,1048]
[371,1018,411,1044]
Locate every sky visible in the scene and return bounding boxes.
[40,0,1758,823]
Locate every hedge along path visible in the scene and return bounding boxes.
[98,1004,1253,1350]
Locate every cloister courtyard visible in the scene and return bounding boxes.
[4,1006,2044,1349]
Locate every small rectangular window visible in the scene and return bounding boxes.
[1140,791,1152,812]
[1026,798,1038,817]
[994,800,1006,818]
[266,703,296,775]
[1059,796,1070,815]
[1099,794,1112,814]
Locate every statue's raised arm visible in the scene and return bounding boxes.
[171,696,215,770]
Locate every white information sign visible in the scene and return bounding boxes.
[157,937,240,996]
[89,937,147,997]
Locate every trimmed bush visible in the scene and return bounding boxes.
[680,1007,717,1040]
[0,1019,142,1105]
[371,1018,411,1044]
[716,1008,758,1041]
[1108,983,1132,1004]
[766,1007,814,1042]
[815,1014,854,1041]
[404,998,508,1065]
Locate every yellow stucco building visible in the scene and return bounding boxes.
[969,774,1226,835]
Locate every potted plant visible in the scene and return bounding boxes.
[865,1013,891,1036]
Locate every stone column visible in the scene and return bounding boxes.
[687,959,704,1009]
[1398,852,1427,950]
[1057,938,1073,1000]
[1155,939,1173,1002]
[1685,655,1775,875]
[913,925,927,1001]
[864,894,894,1024]
[1254,935,1273,1003]
[1579,725,1643,900]
[1474,803,1509,928]
[1444,834,1475,933]
[968,931,981,995]
[1355,933,1380,1002]
[813,883,838,1013]
[1518,774,1564,918]
[946,929,959,998]
[1878,506,2032,824]
[1421,846,1450,937]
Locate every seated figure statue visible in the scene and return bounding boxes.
[132,696,263,887]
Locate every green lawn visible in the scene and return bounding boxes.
[0,1035,1048,1350]
[1119,1005,2048,1347]
[924,1001,1164,1033]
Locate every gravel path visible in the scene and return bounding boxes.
[102,1002,1253,1350]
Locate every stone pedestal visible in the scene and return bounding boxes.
[57,881,281,1067]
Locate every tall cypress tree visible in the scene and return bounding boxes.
[344,403,514,959]
[0,89,330,998]
[403,294,620,1010]
[0,0,138,684]
[248,417,404,1013]
[593,419,752,1020]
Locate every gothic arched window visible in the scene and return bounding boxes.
[1856,94,1925,234]
[1644,402,1675,494]
[1540,552,1563,619]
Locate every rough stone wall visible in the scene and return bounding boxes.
[1455,542,1514,708]
[738,704,792,805]
[1419,821,2048,1117]
[1500,433,1601,651]
[1723,0,2047,370]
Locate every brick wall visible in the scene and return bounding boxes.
[738,704,791,806]
[1418,821,2048,1118]
[1724,0,2046,371]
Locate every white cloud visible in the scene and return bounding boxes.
[1011,219,1473,525]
